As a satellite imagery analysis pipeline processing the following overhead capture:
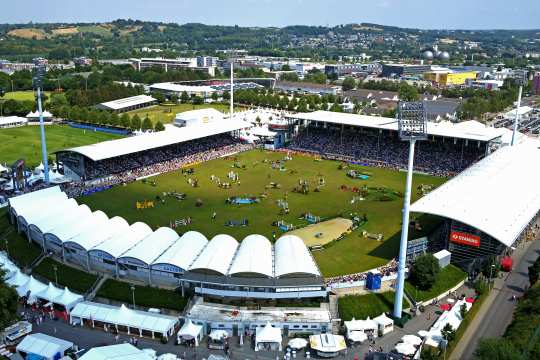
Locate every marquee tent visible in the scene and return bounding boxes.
[177,320,204,346]
[255,323,282,351]
[79,343,154,360]
[374,313,394,335]
[35,282,64,303]
[16,333,73,360]
[6,270,30,288]
[17,276,47,299]
[53,287,84,311]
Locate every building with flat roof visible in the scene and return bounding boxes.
[95,95,156,113]
[130,57,216,76]
[381,63,431,78]
[424,70,478,86]
[0,116,27,129]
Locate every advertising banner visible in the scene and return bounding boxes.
[450,231,480,247]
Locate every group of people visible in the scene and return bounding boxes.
[65,136,254,198]
[289,127,484,177]
[325,259,399,287]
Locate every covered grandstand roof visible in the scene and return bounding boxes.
[189,234,239,275]
[228,234,274,277]
[61,119,251,162]
[151,231,208,271]
[96,95,156,111]
[274,235,320,277]
[118,227,178,266]
[89,222,153,259]
[9,186,65,215]
[65,216,129,251]
[27,200,83,232]
[45,210,109,243]
[289,111,508,142]
[411,143,540,247]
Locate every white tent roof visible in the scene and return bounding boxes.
[373,313,393,327]
[9,186,65,216]
[26,110,53,118]
[98,95,156,111]
[411,143,540,247]
[70,301,178,335]
[151,231,208,271]
[14,192,70,223]
[228,234,273,277]
[26,198,80,231]
[66,216,129,251]
[309,334,347,353]
[256,322,282,344]
[274,235,320,277]
[6,270,29,287]
[344,317,378,332]
[289,111,507,142]
[16,333,73,359]
[53,287,84,310]
[35,282,64,302]
[40,204,92,235]
[119,227,179,266]
[178,320,203,339]
[89,222,153,259]
[16,275,47,298]
[189,234,238,275]
[395,342,417,356]
[0,116,27,127]
[64,119,251,161]
[47,210,109,243]
[79,343,154,360]
[347,331,367,343]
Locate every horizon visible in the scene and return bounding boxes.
[1,0,539,30]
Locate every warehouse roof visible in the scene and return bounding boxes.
[96,95,156,111]
[61,119,251,161]
[288,111,507,142]
[411,143,540,247]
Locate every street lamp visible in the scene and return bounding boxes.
[52,264,58,285]
[32,64,50,184]
[393,101,428,319]
[511,70,528,146]
[130,285,136,308]
[488,263,496,290]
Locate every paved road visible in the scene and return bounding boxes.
[451,237,540,360]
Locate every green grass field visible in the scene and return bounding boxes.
[1,90,51,102]
[0,211,42,269]
[338,291,410,321]
[96,279,187,311]
[32,258,98,293]
[126,103,243,125]
[0,125,123,166]
[80,149,446,277]
[405,264,467,303]
[77,25,113,37]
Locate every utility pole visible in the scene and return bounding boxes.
[511,70,527,146]
[393,101,427,319]
[33,65,50,184]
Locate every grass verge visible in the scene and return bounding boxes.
[32,258,98,293]
[405,264,467,303]
[338,291,410,321]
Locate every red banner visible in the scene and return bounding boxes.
[450,231,480,247]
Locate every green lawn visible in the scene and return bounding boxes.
[405,264,467,303]
[80,149,446,277]
[32,258,98,293]
[96,279,187,311]
[126,103,243,125]
[77,25,112,37]
[0,211,42,269]
[0,125,123,166]
[338,291,410,321]
[1,90,51,102]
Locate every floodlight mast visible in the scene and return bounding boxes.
[511,71,527,146]
[230,61,234,118]
[393,101,428,319]
[34,65,50,184]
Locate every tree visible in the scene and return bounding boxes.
[0,269,19,329]
[441,323,456,342]
[170,94,178,103]
[152,92,165,103]
[180,91,190,103]
[154,121,165,132]
[120,113,131,128]
[409,254,440,290]
[281,64,291,71]
[342,77,356,91]
[398,83,419,101]
[211,92,218,101]
[192,96,204,105]
[141,116,153,131]
[482,255,501,280]
[109,113,120,127]
[475,339,521,360]
[131,114,142,130]
[330,103,342,112]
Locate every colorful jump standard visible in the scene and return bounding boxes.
[33,64,50,184]
[393,101,427,319]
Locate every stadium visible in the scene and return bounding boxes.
[6,106,540,317]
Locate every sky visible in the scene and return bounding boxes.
[1,0,538,30]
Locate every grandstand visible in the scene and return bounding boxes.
[9,187,326,300]
[55,119,251,180]
[410,142,540,272]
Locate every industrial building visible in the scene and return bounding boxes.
[324,64,365,77]
[423,70,478,86]
[129,58,216,76]
[381,63,432,78]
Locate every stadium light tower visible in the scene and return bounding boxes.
[511,70,528,146]
[393,101,428,319]
[33,64,50,184]
[230,60,234,118]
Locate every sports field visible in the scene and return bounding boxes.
[1,90,51,102]
[80,149,446,277]
[0,125,122,166]
[126,103,243,125]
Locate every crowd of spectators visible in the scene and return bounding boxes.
[289,127,485,176]
[325,259,399,287]
[64,136,254,197]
